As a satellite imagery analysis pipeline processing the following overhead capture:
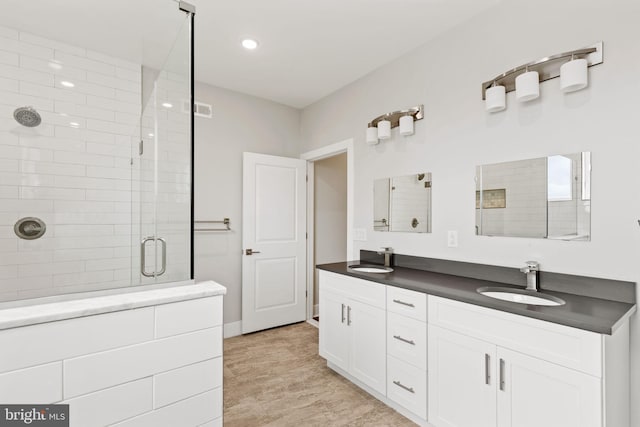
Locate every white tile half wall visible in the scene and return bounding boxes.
[0,294,224,427]
[0,24,141,301]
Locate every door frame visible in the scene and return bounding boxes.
[301,138,354,322]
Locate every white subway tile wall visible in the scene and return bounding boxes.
[389,174,431,233]
[0,24,191,300]
[476,158,548,237]
[0,296,224,427]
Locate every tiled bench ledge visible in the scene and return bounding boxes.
[0,280,226,330]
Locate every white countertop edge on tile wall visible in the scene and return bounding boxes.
[0,281,227,331]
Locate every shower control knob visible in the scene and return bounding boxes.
[14,217,46,240]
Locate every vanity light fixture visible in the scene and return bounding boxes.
[377,118,391,140]
[560,55,588,92]
[515,68,540,102]
[366,104,424,142]
[485,82,506,112]
[399,114,414,136]
[481,42,603,111]
[366,125,379,145]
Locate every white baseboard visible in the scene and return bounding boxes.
[223,321,242,338]
[313,304,319,317]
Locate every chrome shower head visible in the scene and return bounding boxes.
[13,106,42,127]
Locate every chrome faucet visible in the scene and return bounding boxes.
[378,247,393,267]
[520,261,539,292]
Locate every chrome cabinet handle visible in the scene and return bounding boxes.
[499,358,505,391]
[393,380,415,394]
[341,303,345,323]
[393,335,415,346]
[485,353,491,385]
[347,306,351,325]
[392,299,415,308]
[245,249,261,255]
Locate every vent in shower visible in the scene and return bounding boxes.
[183,100,213,118]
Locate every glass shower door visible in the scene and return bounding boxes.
[135,13,192,286]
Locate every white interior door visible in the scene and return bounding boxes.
[242,152,307,334]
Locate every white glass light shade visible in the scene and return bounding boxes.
[399,115,414,136]
[560,58,588,93]
[515,71,540,102]
[377,119,391,140]
[366,126,379,145]
[485,85,506,113]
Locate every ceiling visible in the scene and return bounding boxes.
[0,0,500,108]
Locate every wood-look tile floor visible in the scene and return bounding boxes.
[223,322,416,427]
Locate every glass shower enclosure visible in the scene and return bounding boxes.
[0,1,195,303]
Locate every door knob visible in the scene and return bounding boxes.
[245,249,261,255]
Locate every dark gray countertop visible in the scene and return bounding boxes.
[317,261,636,335]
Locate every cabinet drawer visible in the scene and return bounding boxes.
[387,312,427,370]
[387,287,427,321]
[319,270,385,309]
[428,295,602,377]
[387,355,427,420]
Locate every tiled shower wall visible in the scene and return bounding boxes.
[0,25,141,301]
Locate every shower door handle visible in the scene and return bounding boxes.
[141,237,167,277]
[157,238,167,276]
[141,237,155,277]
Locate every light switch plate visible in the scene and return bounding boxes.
[353,228,367,241]
[447,230,458,247]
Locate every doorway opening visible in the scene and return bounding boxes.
[301,139,354,326]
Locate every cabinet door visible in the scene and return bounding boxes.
[319,288,349,372]
[428,325,497,427]
[497,347,601,427]
[349,299,386,395]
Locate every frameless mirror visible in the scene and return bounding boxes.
[374,173,432,233]
[476,152,591,240]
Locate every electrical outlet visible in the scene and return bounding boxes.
[447,230,458,247]
[353,228,367,241]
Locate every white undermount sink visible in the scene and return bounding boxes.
[348,264,394,273]
[477,286,565,307]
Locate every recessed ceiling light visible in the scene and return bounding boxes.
[61,81,75,88]
[241,39,259,50]
[162,102,173,108]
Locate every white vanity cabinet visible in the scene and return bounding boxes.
[318,270,387,395]
[428,295,629,427]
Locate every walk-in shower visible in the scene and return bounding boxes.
[0,0,195,303]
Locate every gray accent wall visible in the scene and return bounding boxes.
[193,82,300,326]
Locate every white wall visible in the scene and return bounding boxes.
[299,0,640,424]
[314,153,347,306]
[0,26,141,301]
[193,83,300,325]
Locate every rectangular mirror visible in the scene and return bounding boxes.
[374,173,432,233]
[476,153,591,240]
